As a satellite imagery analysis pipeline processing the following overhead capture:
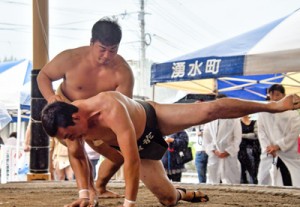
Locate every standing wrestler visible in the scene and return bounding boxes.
[41,91,300,207]
[37,17,134,198]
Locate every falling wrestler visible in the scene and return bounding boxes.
[41,91,300,207]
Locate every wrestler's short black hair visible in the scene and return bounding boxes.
[268,84,285,95]
[91,17,122,46]
[41,102,78,137]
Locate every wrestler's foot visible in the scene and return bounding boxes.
[98,189,124,198]
[176,187,209,203]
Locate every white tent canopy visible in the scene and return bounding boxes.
[151,9,300,100]
[0,59,31,111]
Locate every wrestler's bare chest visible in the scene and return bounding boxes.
[63,66,119,100]
[85,127,119,146]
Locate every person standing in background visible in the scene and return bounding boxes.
[0,136,4,145]
[23,124,31,152]
[5,132,17,146]
[85,142,100,179]
[24,122,55,180]
[161,130,189,182]
[193,100,209,183]
[238,115,261,184]
[0,136,4,168]
[203,94,242,184]
[52,138,74,181]
[0,136,3,176]
[194,124,208,183]
[257,84,300,186]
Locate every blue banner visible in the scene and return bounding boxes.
[151,56,244,85]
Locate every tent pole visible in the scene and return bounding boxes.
[152,84,156,101]
[16,104,22,181]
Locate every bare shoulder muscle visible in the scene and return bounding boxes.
[114,55,133,77]
[80,92,125,114]
[113,55,134,97]
[41,47,88,80]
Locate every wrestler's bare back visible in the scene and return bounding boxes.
[77,92,147,146]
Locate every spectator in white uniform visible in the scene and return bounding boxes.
[203,94,242,184]
[6,132,17,146]
[257,84,300,187]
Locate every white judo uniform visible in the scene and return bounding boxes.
[257,110,300,187]
[203,118,242,184]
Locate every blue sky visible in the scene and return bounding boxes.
[1,0,300,63]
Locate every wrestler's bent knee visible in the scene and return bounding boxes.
[158,195,178,206]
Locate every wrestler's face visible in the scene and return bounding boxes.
[91,40,119,65]
[56,116,88,141]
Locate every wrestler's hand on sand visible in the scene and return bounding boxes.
[48,94,64,103]
[89,189,99,207]
[117,205,135,207]
[117,204,135,207]
[98,189,124,198]
[63,198,98,207]
[63,198,90,207]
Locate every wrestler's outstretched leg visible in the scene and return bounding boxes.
[150,94,300,136]
[140,160,208,206]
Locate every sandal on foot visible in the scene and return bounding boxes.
[190,190,209,202]
[176,188,209,203]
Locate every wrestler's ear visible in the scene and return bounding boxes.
[71,114,80,121]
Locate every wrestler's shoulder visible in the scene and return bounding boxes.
[57,46,89,59]
[113,55,132,70]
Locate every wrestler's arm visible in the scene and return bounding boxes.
[85,140,124,194]
[115,56,134,98]
[37,50,70,102]
[102,101,140,203]
[58,138,99,199]
[64,137,97,206]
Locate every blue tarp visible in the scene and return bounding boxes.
[0,59,32,122]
